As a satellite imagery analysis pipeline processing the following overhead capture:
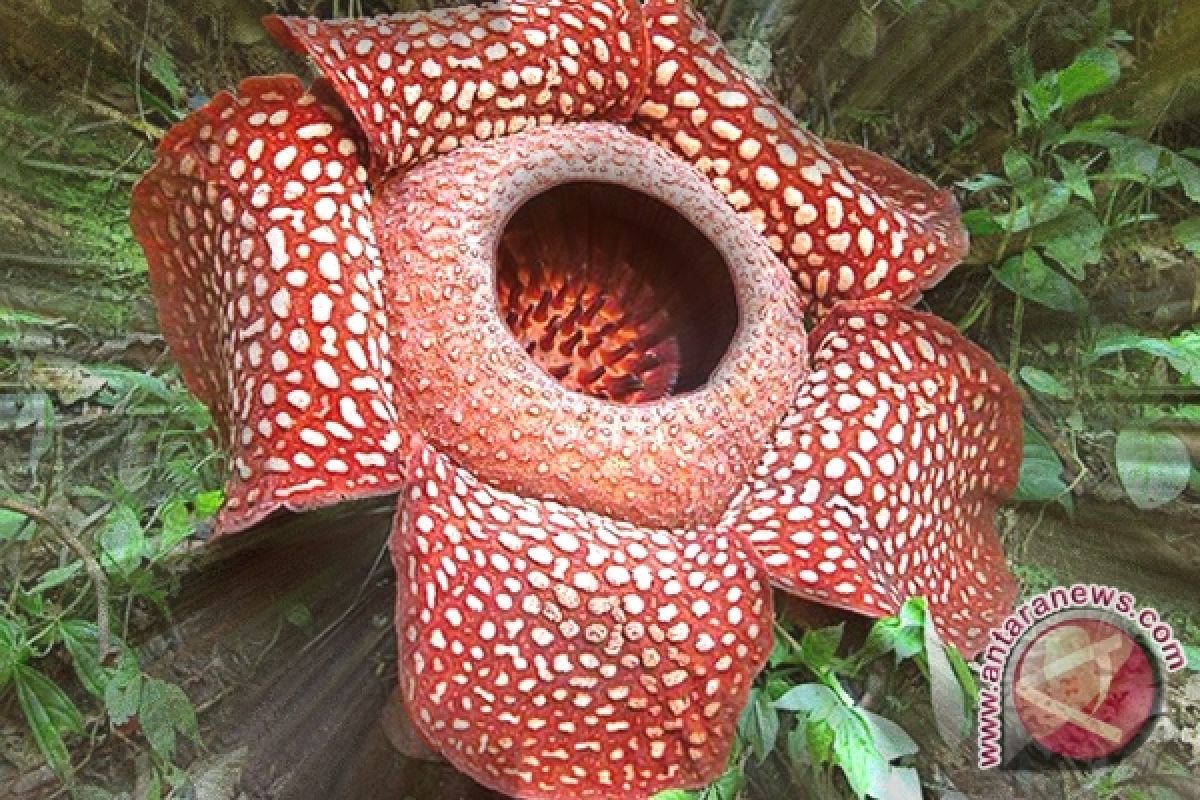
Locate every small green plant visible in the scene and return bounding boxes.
[957,9,1200,512]
[654,598,976,800]
[1,357,222,792]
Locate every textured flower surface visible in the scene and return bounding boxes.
[130,1,1022,798]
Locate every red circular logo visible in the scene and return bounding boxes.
[1013,616,1159,761]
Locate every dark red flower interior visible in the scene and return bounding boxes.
[496,182,740,404]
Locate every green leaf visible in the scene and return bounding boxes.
[58,620,109,698]
[1114,429,1192,510]
[193,489,224,519]
[103,653,142,727]
[1019,366,1072,400]
[1039,210,1105,279]
[707,765,745,800]
[1,616,27,689]
[993,250,1087,312]
[651,791,698,800]
[806,717,836,766]
[961,208,1004,236]
[829,710,881,799]
[1002,148,1036,187]
[29,561,84,594]
[957,174,1007,193]
[737,688,779,765]
[144,46,182,103]
[1088,324,1183,363]
[1172,217,1200,257]
[870,765,922,800]
[1014,422,1071,509]
[858,710,918,760]
[1004,184,1072,232]
[1171,153,1200,204]
[1053,154,1096,204]
[775,683,838,717]
[0,507,30,541]
[924,608,970,746]
[858,602,926,667]
[1183,643,1200,672]
[14,664,83,782]
[156,497,192,558]
[139,678,199,760]
[98,506,146,579]
[1057,47,1120,108]
[800,624,844,668]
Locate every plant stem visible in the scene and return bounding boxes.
[0,498,111,658]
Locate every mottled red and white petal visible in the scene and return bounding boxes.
[719,301,1021,656]
[265,0,647,176]
[633,0,967,315]
[392,440,772,800]
[130,76,404,535]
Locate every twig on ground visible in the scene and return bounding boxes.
[0,498,111,658]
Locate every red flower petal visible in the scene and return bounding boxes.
[633,0,967,314]
[130,76,404,535]
[720,300,1021,656]
[392,439,772,800]
[265,0,648,176]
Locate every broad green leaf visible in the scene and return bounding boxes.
[14,664,83,782]
[29,561,84,594]
[1038,210,1105,279]
[1004,184,1072,232]
[1166,329,1200,383]
[1171,154,1200,204]
[858,710,919,760]
[829,711,881,799]
[1173,218,1200,258]
[806,717,836,766]
[651,791,697,800]
[139,677,199,760]
[58,620,109,698]
[737,688,779,765]
[193,489,224,519]
[800,625,844,668]
[897,597,926,628]
[1114,429,1192,510]
[993,250,1087,312]
[1057,47,1120,108]
[0,507,29,541]
[104,654,142,727]
[1053,154,1095,204]
[1088,325,1183,363]
[1002,149,1035,187]
[1019,366,1072,400]
[924,608,969,746]
[1014,422,1070,509]
[775,683,838,717]
[961,208,1004,236]
[98,506,146,579]
[870,765,922,800]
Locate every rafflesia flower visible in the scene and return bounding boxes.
[130,0,1022,797]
